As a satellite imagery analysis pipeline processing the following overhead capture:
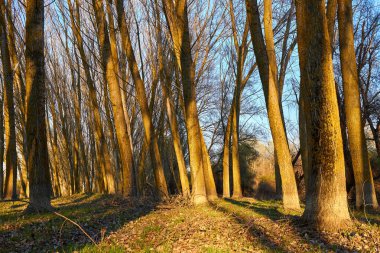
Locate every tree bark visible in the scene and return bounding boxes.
[156,16,190,197]
[116,0,168,198]
[295,0,351,230]
[200,127,218,199]
[68,0,112,193]
[222,109,232,198]
[0,3,17,200]
[0,98,3,199]
[93,0,136,195]
[162,0,208,205]
[337,0,378,209]
[245,0,300,209]
[25,0,52,212]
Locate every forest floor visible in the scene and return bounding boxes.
[1,194,380,253]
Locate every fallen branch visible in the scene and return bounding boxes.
[53,211,97,245]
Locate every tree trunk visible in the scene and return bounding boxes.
[0,98,3,199]
[200,127,218,200]
[160,80,190,197]
[25,0,52,212]
[116,0,168,198]
[336,85,355,192]
[375,121,380,158]
[231,105,242,198]
[154,0,190,197]
[231,47,243,199]
[68,0,112,194]
[0,2,17,200]
[93,0,137,196]
[222,109,232,198]
[295,0,351,230]
[299,88,309,189]
[337,0,378,209]
[245,0,300,209]
[162,0,208,205]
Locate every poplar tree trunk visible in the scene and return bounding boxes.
[299,88,309,188]
[245,0,300,210]
[223,1,251,199]
[68,0,111,194]
[0,98,3,199]
[337,0,378,209]
[25,0,52,212]
[0,2,17,200]
[222,110,232,198]
[162,0,208,205]
[5,4,29,196]
[295,0,351,230]
[116,0,168,198]
[92,0,134,196]
[106,0,135,195]
[47,112,61,197]
[231,53,243,199]
[156,13,190,197]
[161,85,191,197]
[200,128,218,199]
[231,106,242,198]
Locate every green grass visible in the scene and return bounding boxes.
[0,194,157,253]
[66,243,125,253]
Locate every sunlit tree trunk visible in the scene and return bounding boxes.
[73,51,91,193]
[0,97,3,199]
[106,0,135,195]
[5,0,29,198]
[68,0,112,194]
[161,84,190,197]
[163,0,208,205]
[245,0,300,209]
[200,128,218,199]
[337,0,378,208]
[155,4,190,197]
[223,1,253,199]
[0,2,17,200]
[92,0,136,195]
[116,0,168,198]
[325,0,355,192]
[60,40,82,194]
[231,51,244,199]
[47,109,61,197]
[222,109,232,198]
[25,0,52,211]
[5,3,28,196]
[295,0,351,230]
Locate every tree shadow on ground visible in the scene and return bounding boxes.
[0,194,158,252]
[214,198,354,252]
[350,206,380,226]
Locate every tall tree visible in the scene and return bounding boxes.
[92,0,134,195]
[0,0,17,200]
[115,0,169,198]
[25,0,52,211]
[154,0,190,197]
[295,0,351,230]
[245,0,300,209]
[337,0,378,208]
[0,97,3,199]
[162,0,209,204]
[67,0,112,193]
